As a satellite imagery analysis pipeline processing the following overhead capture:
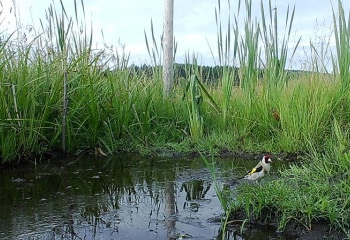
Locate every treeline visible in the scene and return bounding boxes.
[126,63,311,85]
[128,63,241,85]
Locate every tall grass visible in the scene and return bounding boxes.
[232,118,350,234]
[0,0,178,160]
[212,0,301,131]
[1,0,350,235]
[214,0,261,94]
[205,0,350,235]
[332,0,350,93]
[260,0,300,88]
[0,0,348,172]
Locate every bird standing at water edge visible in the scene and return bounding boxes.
[242,155,272,181]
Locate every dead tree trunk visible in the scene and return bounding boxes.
[163,0,174,98]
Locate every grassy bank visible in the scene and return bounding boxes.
[1,1,347,162]
[223,118,350,236]
[0,54,343,161]
[1,0,350,236]
[210,0,350,237]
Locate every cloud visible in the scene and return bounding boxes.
[1,0,350,67]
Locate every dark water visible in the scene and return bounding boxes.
[0,154,290,240]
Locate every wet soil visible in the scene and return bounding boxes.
[227,208,347,240]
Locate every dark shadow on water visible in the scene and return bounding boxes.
[0,153,289,240]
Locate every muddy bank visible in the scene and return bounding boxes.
[151,148,301,162]
[226,209,347,239]
[0,146,300,169]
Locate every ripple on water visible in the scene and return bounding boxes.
[0,155,287,239]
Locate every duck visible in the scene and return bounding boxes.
[241,155,272,181]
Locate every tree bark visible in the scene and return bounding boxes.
[163,0,174,98]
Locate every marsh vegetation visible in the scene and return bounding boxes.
[1,0,350,237]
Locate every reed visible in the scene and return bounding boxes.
[207,1,350,236]
[185,75,204,142]
[0,0,346,161]
[199,0,350,236]
[332,0,350,93]
[1,0,350,235]
[260,0,300,88]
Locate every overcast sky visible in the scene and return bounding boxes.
[1,0,349,69]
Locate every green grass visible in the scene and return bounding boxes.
[1,0,350,235]
[204,0,350,237]
[230,118,350,235]
[0,0,348,161]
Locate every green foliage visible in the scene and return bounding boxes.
[201,153,235,240]
[185,75,204,142]
[232,118,350,233]
[202,0,350,236]
[260,0,300,88]
[332,0,350,93]
[1,0,350,235]
[0,0,349,163]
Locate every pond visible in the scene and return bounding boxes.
[0,154,291,239]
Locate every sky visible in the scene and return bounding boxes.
[0,0,349,70]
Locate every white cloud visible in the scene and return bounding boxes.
[0,0,349,68]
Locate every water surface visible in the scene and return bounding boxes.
[0,154,288,239]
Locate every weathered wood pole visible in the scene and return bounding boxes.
[163,0,174,98]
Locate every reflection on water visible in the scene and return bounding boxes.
[0,154,288,239]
